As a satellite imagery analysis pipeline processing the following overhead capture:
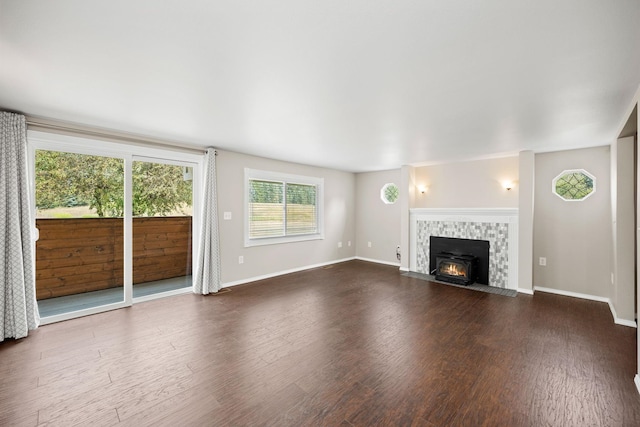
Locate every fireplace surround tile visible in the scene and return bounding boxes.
[410,209,518,289]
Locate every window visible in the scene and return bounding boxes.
[245,169,324,246]
[381,183,399,204]
[552,169,596,201]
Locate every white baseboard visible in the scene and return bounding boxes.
[222,257,356,288]
[635,375,640,396]
[608,300,638,328]
[354,256,401,267]
[534,286,609,303]
[221,256,405,289]
[517,288,534,295]
[399,267,410,272]
[535,286,637,328]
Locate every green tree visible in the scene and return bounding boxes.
[131,161,192,216]
[35,151,192,217]
[250,180,283,204]
[286,183,316,205]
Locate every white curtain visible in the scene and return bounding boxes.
[1,111,39,341]
[193,147,221,294]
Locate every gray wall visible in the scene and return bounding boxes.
[533,146,612,297]
[216,149,356,285]
[355,169,402,265]
[215,145,616,302]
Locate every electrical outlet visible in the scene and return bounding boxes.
[611,273,614,284]
[238,255,244,264]
[368,241,372,248]
[338,241,342,248]
[224,212,232,220]
[348,241,351,247]
[539,257,546,266]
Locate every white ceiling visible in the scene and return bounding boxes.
[1,1,639,172]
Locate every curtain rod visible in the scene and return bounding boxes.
[25,116,207,155]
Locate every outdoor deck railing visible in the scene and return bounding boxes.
[35,216,192,300]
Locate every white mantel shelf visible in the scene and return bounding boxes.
[410,207,519,220]
[410,208,519,290]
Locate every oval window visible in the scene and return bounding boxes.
[381,183,399,204]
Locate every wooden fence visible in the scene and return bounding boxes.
[36,217,192,300]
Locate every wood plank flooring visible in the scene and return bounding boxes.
[2,260,640,426]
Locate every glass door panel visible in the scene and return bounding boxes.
[34,150,125,317]
[132,160,193,298]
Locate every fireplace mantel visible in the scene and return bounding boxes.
[409,208,518,289]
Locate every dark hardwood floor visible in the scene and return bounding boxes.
[2,260,640,426]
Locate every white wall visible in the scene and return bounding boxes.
[533,146,612,298]
[518,151,535,292]
[216,149,356,285]
[610,136,635,323]
[355,169,401,265]
[413,156,519,208]
[400,165,416,271]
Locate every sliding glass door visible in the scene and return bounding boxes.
[29,131,202,323]
[34,150,126,317]
[132,159,193,300]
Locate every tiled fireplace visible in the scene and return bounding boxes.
[409,208,519,289]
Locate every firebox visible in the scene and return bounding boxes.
[435,253,479,286]
[430,236,490,285]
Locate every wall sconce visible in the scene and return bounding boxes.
[417,185,428,194]
[502,181,514,191]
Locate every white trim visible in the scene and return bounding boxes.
[410,207,519,218]
[41,286,195,325]
[222,257,356,288]
[133,286,192,304]
[39,300,129,325]
[399,267,410,272]
[409,208,519,290]
[635,375,640,396]
[534,286,609,302]
[124,157,133,305]
[245,234,325,247]
[552,169,596,202]
[354,256,401,267]
[535,286,637,328]
[618,319,638,328]
[25,116,206,155]
[608,300,638,328]
[380,183,399,205]
[28,130,203,162]
[29,130,203,324]
[517,288,534,295]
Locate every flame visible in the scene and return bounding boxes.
[441,262,467,277]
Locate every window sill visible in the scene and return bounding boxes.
[244,233,325,248]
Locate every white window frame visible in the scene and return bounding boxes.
[244,168,324,247]
[381,182,399,205]
[552,168,596,202]
[28,130,203,324]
